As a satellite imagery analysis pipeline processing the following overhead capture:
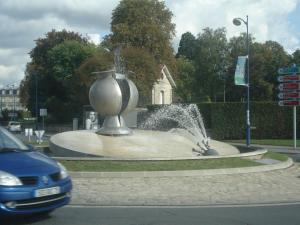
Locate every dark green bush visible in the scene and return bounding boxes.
[197,102,300,140]
[146,102,300,140]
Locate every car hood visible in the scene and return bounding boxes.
[0,151,59,176]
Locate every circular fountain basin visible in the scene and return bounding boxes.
[50,130,239,159]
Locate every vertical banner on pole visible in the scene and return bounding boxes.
[234,56,247,86]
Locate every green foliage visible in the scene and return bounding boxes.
[209,102,245,139]
[122,47,160,106]
[29,29,88,67]
[19,30,108,122]
[48,40,97,82]
[175,29,292,103]
[20,30,88,119]
[263,151,288,162]
[197,102,300,140]
[194,28,230,102]
[292,49,300,65]
[111,0,175,64]
[102,0,178,106]
[59,158,260,172]
[177,32,197,60]
[175,57,196,102]
[146,103,299,140]
[45,40,98,121]
[75,51,114,106]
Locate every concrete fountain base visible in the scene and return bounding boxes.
[49,130,239,159]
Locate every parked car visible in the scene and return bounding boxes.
[0,126,72,216]
[7,121,21,132]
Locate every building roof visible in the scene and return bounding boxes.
[161,64,176,88]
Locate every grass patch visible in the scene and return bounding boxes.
[263,151,289,162]
[59,158,261,172]
[226,139,300,147]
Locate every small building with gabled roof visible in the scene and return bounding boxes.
[151,65,176,105]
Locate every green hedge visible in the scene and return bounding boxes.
[146,102,300,140]
[197,102,300,140]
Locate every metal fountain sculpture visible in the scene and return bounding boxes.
[49,47,241,159]
[88,47,138,135]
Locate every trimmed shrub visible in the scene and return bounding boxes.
[146,102,300,140]
[197,102,300,140]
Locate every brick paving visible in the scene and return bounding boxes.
[70,163,300,206]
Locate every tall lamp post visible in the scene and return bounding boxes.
[12,84,16,121]
[233,15,251,147]
[35,73,39,130]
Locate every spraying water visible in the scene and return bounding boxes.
[141,104,210,153]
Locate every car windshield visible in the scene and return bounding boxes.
[0,127,29,151]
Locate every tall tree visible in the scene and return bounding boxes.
[261,41,289,100]
[193,27,230,102]
[110,0,175,64]
[121,46,160,106]
[107,0,177,105]
[19,30,93,122]
[227,36,289,101]
[75,51,114,106]
[45,40,98,121]
[175,57,196,102]
[292,49,300,65]
[177,32,197,60]
[226,33,255,102]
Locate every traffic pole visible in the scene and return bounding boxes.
[293,106,297,149]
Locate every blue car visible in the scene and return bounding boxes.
[0,127,72,216]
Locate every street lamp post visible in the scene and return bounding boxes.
[9,84,17,121]
[0,90,2,113]
[13,91,15,121]
[35,73,39,130]
[233,15,251,147]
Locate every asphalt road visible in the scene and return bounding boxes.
[2,203,300,225]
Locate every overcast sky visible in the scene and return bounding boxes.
[0,0,300,87]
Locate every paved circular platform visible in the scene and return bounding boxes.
[50,130,239,159]
[70,161,298,206]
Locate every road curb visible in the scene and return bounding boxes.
[69,158,293,178]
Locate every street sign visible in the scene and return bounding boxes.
[277,64,299,149]
[278,100,300,106]
[35,130,45,144]
[278,75,300,82]
[25,128,33,136]
[278,82,300,91]
[25,128,33,142]
[278,92,300,99]
[40,108,47,117]
[278,65,300,75]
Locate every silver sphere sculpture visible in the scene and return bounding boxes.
[89,70,138,135]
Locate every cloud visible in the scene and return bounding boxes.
[0,0,118,29]
[87,34,101,45]
[0,0,300,86]
[167,0,300,53]
[0,0,119,86]
[0,64,24,86]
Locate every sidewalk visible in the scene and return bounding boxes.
[229,142,300,154]
[69,160,300,206]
